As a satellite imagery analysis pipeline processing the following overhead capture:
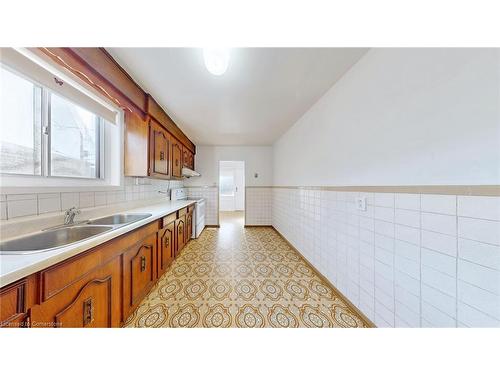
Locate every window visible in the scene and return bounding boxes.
[0,66,42,175]
[220,173,235,196]
[0,64,104,179]
[50,93,101,178]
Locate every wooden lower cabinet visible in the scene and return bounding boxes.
[122,232,157,318]
[0,206,197,328]
[0,279,29,328]
[175,216,186,256]
[30,257,121,328]
[157,221,174,278]
[186,210,193,241]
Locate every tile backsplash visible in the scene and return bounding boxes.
[0,177,184,221]
[186,186,218,225]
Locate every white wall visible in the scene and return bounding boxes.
[185,146,273,187]
[273,48,500,186]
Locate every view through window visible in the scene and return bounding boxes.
[0,64,103,179]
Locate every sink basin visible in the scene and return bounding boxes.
[86,213,152,226]
[0,225,114,254]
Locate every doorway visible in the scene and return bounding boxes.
[219,161,245,227]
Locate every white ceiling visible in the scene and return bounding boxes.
[107,48,368,146]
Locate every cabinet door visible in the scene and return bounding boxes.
[182,148,189,168]
[183,149,194,170]
[123,233,157,318]
[171,138,182,178]
[157,222,174,278]
[0,280,27,328]
[150,120,170,178]
[30,257,121,328]
[189,151,194,170]
[124,111,149,177]
[175,217,186,256]
[186,211,193,243]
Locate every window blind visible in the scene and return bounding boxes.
[0,48,118,123]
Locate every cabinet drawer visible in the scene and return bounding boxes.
[162,213,177,227]
[178,207,187,218]
[41,250,102,302]
[40,221,158,301]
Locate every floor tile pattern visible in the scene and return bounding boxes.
[125,212,369,328]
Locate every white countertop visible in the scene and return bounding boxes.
[0,199,197,288]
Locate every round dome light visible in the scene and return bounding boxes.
[203,48,230,76]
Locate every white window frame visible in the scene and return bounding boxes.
[0,63,124,194]
[45,90,105,180]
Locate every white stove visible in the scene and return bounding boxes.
[170,188,205,238]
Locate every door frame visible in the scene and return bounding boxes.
[218,160,246,225]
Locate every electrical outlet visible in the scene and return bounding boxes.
[356,196,367,211]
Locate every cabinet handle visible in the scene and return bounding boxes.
[165,237,169,246]
[175,160,179,166]
[159,151,164,160]
[83,297,94,326]
[140,256,146,272]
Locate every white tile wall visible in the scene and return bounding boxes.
[245,187,272,225]
[186,186,218,225]
[0,177,184,221]
[2,180,498,327]
[273,188,500,327]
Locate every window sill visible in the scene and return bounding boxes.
[0,174,123,195]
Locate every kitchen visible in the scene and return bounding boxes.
[0,2,499,373]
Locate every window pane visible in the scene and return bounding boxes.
[50,93,99,178]
[0,66,42,175]
[220,174,235,196]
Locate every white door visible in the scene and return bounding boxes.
[219,165,236,211]
[234,165,245,210]
[219,161,245,211]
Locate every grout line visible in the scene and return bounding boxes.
[421,283,457,321]
[459,299,500,323]
[457,278,500,297]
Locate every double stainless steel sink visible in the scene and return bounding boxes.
[0,213,152,254]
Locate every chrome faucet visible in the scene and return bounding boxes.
[64,207,81,225]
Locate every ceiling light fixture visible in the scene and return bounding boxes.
[203,48,230,76]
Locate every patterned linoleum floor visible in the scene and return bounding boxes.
[124,211,369,328]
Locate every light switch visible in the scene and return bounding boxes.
[356,196,367,211]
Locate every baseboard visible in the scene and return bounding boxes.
[244,224,273,227]
[205,225,220,228]
[272,226,376,328]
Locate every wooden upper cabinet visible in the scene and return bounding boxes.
[146,95,195,154]
[171,138,183,178]
[149,119,171,179]
[36,48,196,174]
[189,152,194,170]
[183,148,194,170]
[70,48,146,112]
[124,111,149,177]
